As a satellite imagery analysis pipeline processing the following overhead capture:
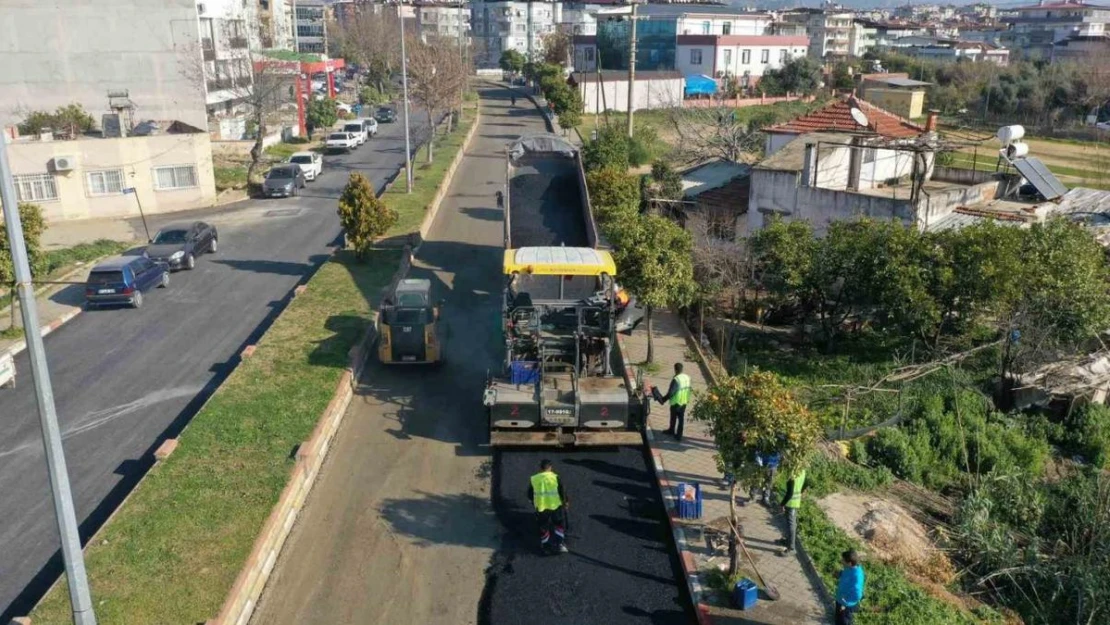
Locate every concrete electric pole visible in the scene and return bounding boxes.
[0,124,97,625]
[626,1,638,139]
[399,1,413,193]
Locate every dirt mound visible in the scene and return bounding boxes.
[818,492,955,584]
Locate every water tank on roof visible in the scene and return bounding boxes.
[997,125,1025,146]
[1005,142,1029,160]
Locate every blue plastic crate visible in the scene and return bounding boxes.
[675,482,702,519]
[732,578,758,610]
[510,360,540,386]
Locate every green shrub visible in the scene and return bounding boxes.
[0,203,46,285]
[866,428,927,482]
[1064,404,1110,468]
[806,452,893,497]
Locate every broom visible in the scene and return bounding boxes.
[727,517,781,601]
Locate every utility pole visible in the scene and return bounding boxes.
[626,2,638,139]
[399,1,413,193]
[0,124,97,625]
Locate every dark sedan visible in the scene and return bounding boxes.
[262,165,307,198]
[144,221,219,271]
[375,106,396,123]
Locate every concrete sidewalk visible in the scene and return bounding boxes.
[622,309,828,625]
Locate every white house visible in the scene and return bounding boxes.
[674,35,809,86]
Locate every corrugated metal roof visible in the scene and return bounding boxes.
[872,77,933,88]
[681,160,750,197]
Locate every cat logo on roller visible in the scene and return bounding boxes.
[377,278,445,365]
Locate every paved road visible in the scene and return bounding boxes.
[0,115,430,621]
[251,86,692,625]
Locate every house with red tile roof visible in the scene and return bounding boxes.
[763,96,927,156]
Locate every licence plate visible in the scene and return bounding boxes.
[402,356,416,362]
[98,289,114,294]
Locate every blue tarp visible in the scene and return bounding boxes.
[684,74,718,97]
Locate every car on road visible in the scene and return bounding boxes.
[360,117,379,138]
[262,164,307,197]
[375,106,396,123]
[288,151,323,181]
[326,131,359,153]
[85,255,169,309]
[144,221,219,271]
[342,121,368,145]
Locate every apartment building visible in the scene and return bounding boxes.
[1001,0,1110,59]
[637,4,774,37]
[0,0,208,132]
[258,0,294,50]
[904,41,1011,65]
[674,35,809,88]
[783,8,854,60]
[197,0,259,118]
[417,2,471,42]
[471,1,565,67]
[295,0,328,53]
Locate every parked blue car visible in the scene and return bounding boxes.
[84,255,169,309]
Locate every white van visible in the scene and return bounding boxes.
[342,121,367,146]
[360,118,379,138]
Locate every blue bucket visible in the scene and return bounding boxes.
[510,360,540,386]
[675,482,702,519]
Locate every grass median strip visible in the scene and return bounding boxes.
[31,248,400,625]
[383,107,477,237]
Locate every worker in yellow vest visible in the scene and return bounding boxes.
[528,459,569,554]
[779,467,807,556]
[656,363,692,441]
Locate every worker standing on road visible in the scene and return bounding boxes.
[835,549,865,624]
[528,459,569,554]
[655,363,692,441]
[778,465,807,555]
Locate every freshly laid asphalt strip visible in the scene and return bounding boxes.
[482,447,694,625]
[0,114,429,621]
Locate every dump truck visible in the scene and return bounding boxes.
[482,134,648,447]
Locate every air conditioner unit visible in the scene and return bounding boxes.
[53,156,76,172]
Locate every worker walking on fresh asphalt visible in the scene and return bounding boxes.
[654,363,692,441]
[529,459,569,554]
[779,465,807,555]
[835,549,866,624]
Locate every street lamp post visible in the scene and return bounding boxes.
[399,1,413,193]
[0,121,97,625]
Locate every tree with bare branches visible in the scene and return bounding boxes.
[407,36,467,162]
[541,30,573,67]
[667,104,765,165]
[331,9,403,94]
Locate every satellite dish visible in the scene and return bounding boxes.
[850,106,870,129]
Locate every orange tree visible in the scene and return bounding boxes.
[692,370,821,574]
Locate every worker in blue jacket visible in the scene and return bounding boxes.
[835,549,865,625]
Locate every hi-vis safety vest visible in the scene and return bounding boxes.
[531,471,563,512]
[670,373,692,407]
[785,469,807,509]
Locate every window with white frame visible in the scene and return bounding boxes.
[761,49,769,63]
[86,169,125,196]
[723,49,732,68]
[152,165,198,191]
[701,21,710,34]
[585,46,595,62]
[722,21,731,35]
[779,49,788,62]
[690,48,703,65]
[741,49,750,64]
[13,173,58,202]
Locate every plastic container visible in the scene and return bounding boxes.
[732,578,759,610]
[510,360,540,386]
[675,482,702,519]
